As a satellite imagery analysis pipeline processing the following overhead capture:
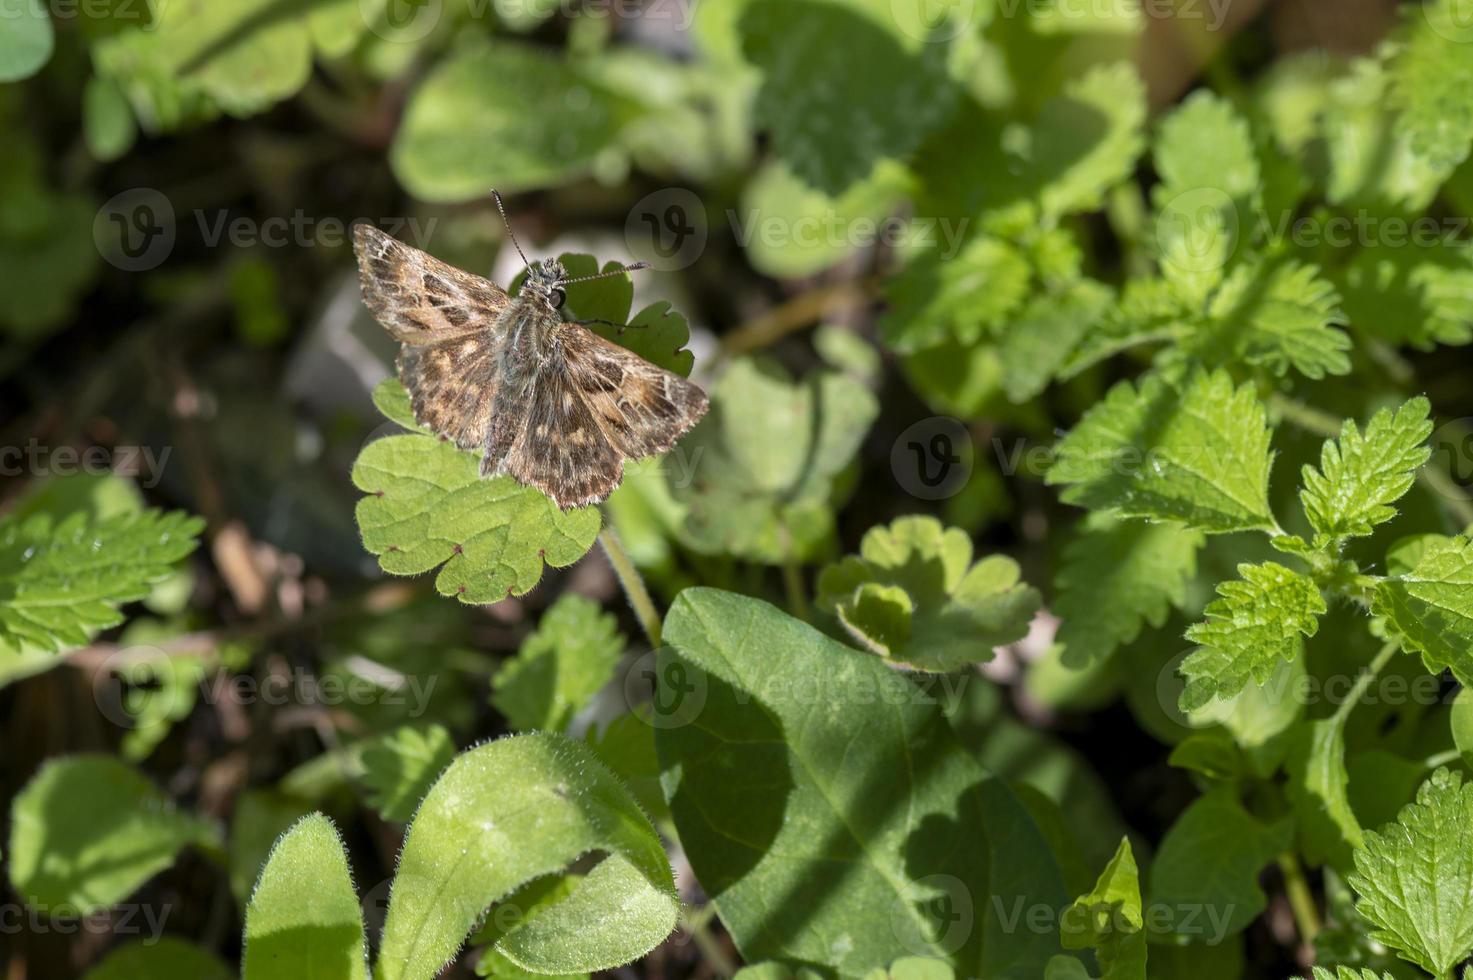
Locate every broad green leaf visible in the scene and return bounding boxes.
[8,755,219,912]
[1188,654,1306,752]
[816,516,1040,671]
[352,379,602,603]
[81,938,233,980]
[1373,536,1473,687]
[491,594,624,732]
[881,235,1033,352]
[1299,397,1432,547]
[472,875,589,980]
[1180,562,1326,711]
[672,357,877,563]
[1053,514,1203,668]
[378,733,677,980]
[0,0,53,82]
[657,587,1069,978]
[1195,259,1350,380]
[1286,717,1364,870]
[1033,63,1147,219]
[738,0,955,195]
[391,41,641,201]
[360,725,456,823]
[1389,0,1473,174]
[1046,370,1276,534]
[1167,732,1244,782]
[243,814,368,980]
[1057,838,1145,980]
[998,280,1114,403]
[0,508,203,654]
[1147,787,1291,940]
[1348,768,1473,977]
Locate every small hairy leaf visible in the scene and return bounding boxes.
[378,733,676,980]
[1047,369,1277,534]
[816,515,1041,671]
[1348,767,1473,976]
[491,594,625,732]
[1299,397,1433,547]
[243,814,368,980]
[0,508,203,654]
[8,755,219,912]
[360,725,456,823]
[1057,838,1146,980]
[1373,535,1473,687]
[1180,562,1326,711]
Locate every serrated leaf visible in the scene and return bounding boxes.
[352,380,602,603]
[656,587,1068,977]
[243,814,368,980]
[80,938,233,980]
[0,508,204,654]
[1053,515,1203,668]
[1308,968,1395,980]
[816,515,1041,672]
[1046,370,1277,534]
[491,594,624,732]
[1335,234,1473,351]
[1323,57,1451,211]
[739,0,956,195]
[998,280,1115,403]
[1058,838,1145,980]
[1300,397,1433,547]
[360,725,456,823]
[1373,535,1473,687]
[1180,562,1326,711]
[1389,0,1473,174]
[1348,767,1473,976]
[8,755,220,913]
[1196,259,1350,380]
[1059,277,1193,378]
[881,235,1033,352]
[378,733,676,980]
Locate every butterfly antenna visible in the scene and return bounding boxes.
[491,190,532,269]
[556,262,651,287]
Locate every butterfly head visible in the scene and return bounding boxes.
[521,257,568,309]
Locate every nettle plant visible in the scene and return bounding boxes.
[9,0,1473,979]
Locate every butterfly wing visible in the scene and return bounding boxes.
[499,324,709,509]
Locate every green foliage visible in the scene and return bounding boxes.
[0,0,52,82]
[80,939,233,980]
[1348,768,1473,976]
[1053,838,1145,980]
[360,725,456,823]
[1373,535,1473,687]
[815,515,1039,671]
[491,594,625,732]
[1299,398,1433,547]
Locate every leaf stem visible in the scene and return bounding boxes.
[1276,850,1322,944]
[781,559,811,621]
[1331,640,1401,726]
[717,279,875,360]
[599,526,663,647]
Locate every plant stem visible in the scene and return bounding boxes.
[1331,640,1401,726]
[1276,851,1322,944]
[718,279,875,359]
[599,526,663,647]
[681,905,736,978]
[782,559,810,621]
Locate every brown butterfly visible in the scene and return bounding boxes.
[352,196,708,510]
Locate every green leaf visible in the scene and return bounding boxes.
[1348,767,1473,976]
[491,594,625,732]
[998,280,1115,403]
[1180,562,1326,711]
[360,725,456,823]
[0,508,204,654]
[391,40,641,201]
[1286,716,1364,869]
[1058,838,1145,980]
[672,357,877,563]
[1046,370,1277,534]
[0,0,53,82]
[1308,969,1396,980]
[1059,277,1193,378]
[243,814,368,980]
[1389,0,1473,174]
[1453,686,1473,761]
[738,0,956,194]
[352,379,602,603]
[229,790,317,909]
[82,74,137,161]
[1053,514,1203,668]
[1147,787,1291,940]
[816,515,1040,671]
[881,235,1033,352]
[1299,397,1433,547]
[1195,259,1350,380]
[378,733,677,980]
[8,755,219,912]
[1323,57,1451,211]
[657,587,1069,978]
[81,938,233,980]
[1373,535,1473,687]
[1032,62,1147,219]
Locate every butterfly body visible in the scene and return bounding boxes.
[353,223,707,510]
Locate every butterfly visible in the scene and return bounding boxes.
[352,198,708,510]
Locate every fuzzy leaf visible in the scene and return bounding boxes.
[0,509,204,654]
[1053,515,1203,668]
[1046,370,1276,534]
[378,733,677,980]
[491,594,625,732]
[816,515,1041,672]
[1348,768,1473,976]
[1300,397,1433,546]
[1196,260,1350,380]
[1180,562,1326,711]
[243,814,368,980]
[1373,535,1473,687]
[1058,838,1146,980]
[8,755,220,912]
[360,725,456,823]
